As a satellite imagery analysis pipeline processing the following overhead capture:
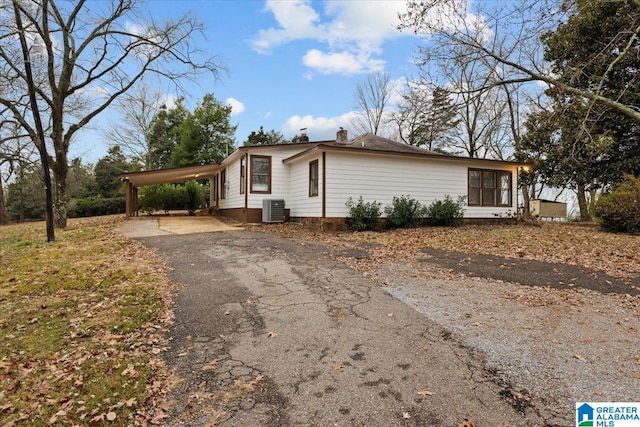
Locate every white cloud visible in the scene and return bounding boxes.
[226,97,245,116]
[302,49,384,75]
[251,0,410,75]
[282,112,356,139]
[158,94,178,110]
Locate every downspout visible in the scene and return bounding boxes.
[244,153,249,223]
[322,152,326,220]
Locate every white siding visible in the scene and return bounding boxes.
[287,155,323,217]
[244,146,310,210]
[222,157,244,209]
[324,152,519,219]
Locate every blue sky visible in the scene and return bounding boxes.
[73,0,420,164]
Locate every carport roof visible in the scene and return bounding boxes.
[120,164,221,187]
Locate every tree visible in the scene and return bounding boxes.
[399,0,640,123]
[352,71,394,136]
[0,0,223,240]
[5,163,46,221]
[104,84,164,170]
[67,157,96,200]
[542,0,640,182]
[148,99,189,170]
[169,93,236,167]
[244,126,287,146]
[393,84,460,151]
[0,119,37,224]
[94,146,131,198]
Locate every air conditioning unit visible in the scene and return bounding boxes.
[262,199,285,223]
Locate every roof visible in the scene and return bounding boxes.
[120,164,221,187]
[326,133,443,155]
[284,133,528,167]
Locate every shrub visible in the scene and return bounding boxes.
[68,197,126,218]
[184,180,205,215]
[425,195,465,226]
[345,196,382,231]
[595,175,640,234]
[384,195,426,228]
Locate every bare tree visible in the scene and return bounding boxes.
[399,0,640,123]
[392,82,460,151]
[352,71,393,136]
[0,0,224,239]
[104,83,164,170]
[0,117,38,224]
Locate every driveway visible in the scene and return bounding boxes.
[133,229,546,427]
[117,215,241,238]
[125,222,640,427]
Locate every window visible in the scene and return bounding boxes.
[220,169,226,199]
[240,156,246,194]
[251,155,271,193]
[309,160,319,197]
[468,169,511,207]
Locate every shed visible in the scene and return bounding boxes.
[530,199,567,220]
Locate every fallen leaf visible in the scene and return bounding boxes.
[457,420,477,427]
[202,359,219,371]
[574,354,587,362]
[333,364,343,372]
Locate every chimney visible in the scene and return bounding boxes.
[299,128,309,143]
[336,128,348,144]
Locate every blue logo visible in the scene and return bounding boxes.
[576,402,640,427]
[577,403,594,426]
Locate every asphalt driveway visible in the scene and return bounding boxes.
[134,229,546,426]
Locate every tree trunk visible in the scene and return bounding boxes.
[0,179,8,225]
[521,183,532,219]
[576,182,591,221]
[54,170,68,228]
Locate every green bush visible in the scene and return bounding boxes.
[184,180,205,215]
[595,175,640,234]
[425,195,465,226]
[345,196,382,231]
[68,197,126,218]
[139,182,205,215]
[384,195,427,228]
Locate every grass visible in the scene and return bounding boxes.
[0,216,173,426]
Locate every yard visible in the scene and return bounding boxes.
[1,217,638,426]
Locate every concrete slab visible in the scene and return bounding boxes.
[117,216,242,238]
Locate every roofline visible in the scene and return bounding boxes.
[120,164,222,187]
[283,143,531,167]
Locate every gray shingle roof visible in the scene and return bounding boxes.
[324,133,443,156]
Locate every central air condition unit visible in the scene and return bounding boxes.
[262,199,285,223]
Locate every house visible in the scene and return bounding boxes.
[121,130,528,224]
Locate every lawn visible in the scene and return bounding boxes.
[0,217,173,426]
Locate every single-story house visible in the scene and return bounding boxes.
[121,130,528,224]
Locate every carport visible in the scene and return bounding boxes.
[120,164,222,218]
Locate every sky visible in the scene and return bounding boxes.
[72,0,421,164]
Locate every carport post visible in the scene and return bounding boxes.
[125,181,136,218]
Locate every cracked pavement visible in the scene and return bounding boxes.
[136,230,546,426]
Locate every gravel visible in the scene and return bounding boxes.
[378,260,640,426]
